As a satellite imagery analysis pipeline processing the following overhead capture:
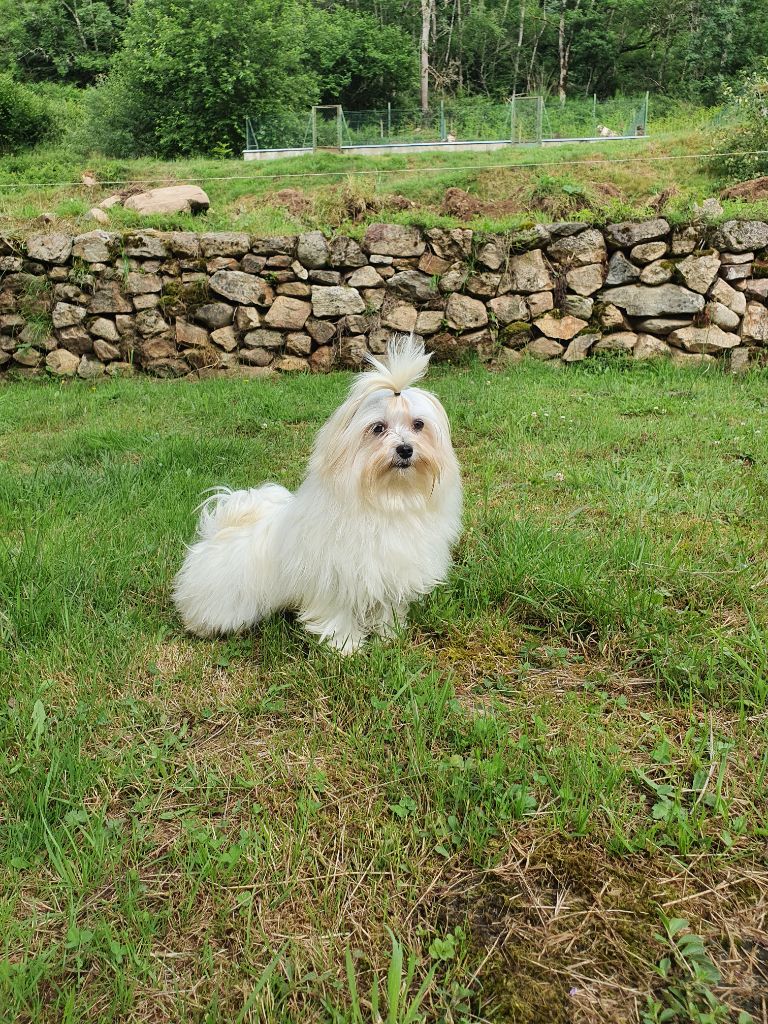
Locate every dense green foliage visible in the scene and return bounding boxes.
[711,61,768,180]
[1,0,768,157]
[0,74,53,154]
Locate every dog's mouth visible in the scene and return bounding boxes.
[392,458,413,470]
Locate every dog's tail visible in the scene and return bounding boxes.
[350,333,431,403]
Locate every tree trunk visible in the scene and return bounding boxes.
[420,0,434,112]
[512,0,526,96]
[558,0,582,104]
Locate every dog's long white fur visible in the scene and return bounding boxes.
[173,335,462,653]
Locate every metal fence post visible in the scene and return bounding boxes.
[387,102,391,139]
[439,99,446,140]
[536,95,544,144]
[510,96,516,142]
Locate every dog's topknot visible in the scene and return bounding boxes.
[349,334,432,405]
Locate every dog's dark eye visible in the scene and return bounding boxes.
[371,422,386,436]
[412,419,424,432]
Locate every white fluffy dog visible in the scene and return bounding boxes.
[173,335,462,653]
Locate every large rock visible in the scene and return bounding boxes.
[562,334,600,363]
[415,309,445,335]
[564,295,593,320]
[73,230,113,263]
[57,326,93,355]
[88,283,132,315]
[92,338,120,361]
[635,318,692,336]
[593,331,638,352]
[211,326,237,351]
[297,232,329,269]
[311,286,365,318]
[547,228,606,267]
[27,232,72,264]
[424,227,473,261]
[381,301,417,332]
[200,232,250,258]
[264,296,312,329]
[196,302,234,330]
[534,313,587,341]
[176,319,209,348]
[125,272,162,295]
[209,270,267,305]
[640,262,673,286]
[123,231,168,258]
[329,236,367,268]
[444,293,488,331]
[741,302,768,342]
[709,277,746,315]
[566,264,604,296]
[675,253,721,294]
[630,241,667,264]
[488,294,529,324]
[77,354,105,379]
[347,266,383,288]
[707,301,740,331]
[633,335,671,359]
[599,284,704,317]
[363,223,425,257]
[712,220,768,253]
[124,185,210,216]
[605,252,640,286]
[525,337,565,360]
[604,218,670,248]
[466,272,502,298]
[667,324,740,353]
[389,271,435,303]
[90,317,120,342]
[52,302,86,329]
[243,329,283,350]
[501,249,553,293]
[46,348,80,375]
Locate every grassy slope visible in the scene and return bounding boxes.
[3,108,768,237]
[1,358,767,1022]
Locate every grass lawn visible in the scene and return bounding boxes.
[3,108,768,238]
[1,358,767,1023]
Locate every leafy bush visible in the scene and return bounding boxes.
[0,74,54,153]
[83,0,318,158]
[710,63,768,181]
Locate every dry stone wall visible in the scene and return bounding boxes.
[2,219,768,380]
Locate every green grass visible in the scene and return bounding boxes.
[1,358,767,1023]
[3,105,768,238]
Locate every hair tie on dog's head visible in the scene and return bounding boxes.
[393,391,401,396]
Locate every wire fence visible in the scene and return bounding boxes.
[245,95,649,152]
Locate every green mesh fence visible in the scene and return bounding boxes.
[245,95,648,151]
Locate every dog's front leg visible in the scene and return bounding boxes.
[300,608,367,655]
[371,600,409,641]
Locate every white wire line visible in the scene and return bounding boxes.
[0,148,765,192]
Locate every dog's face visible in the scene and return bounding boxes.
[311,385,455,509]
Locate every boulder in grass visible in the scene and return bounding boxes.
[123,185,210,216]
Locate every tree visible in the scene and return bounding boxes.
[0,0,127,85]
[89,0,317,156]
[420,0,434,111]
[304,6,416,107]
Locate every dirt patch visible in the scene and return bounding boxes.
[440,187,524,220]
[721,176,768,202]
[266,187,312,217]
[428,831,767,1023]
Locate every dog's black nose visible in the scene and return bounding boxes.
[396,443,413,460]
